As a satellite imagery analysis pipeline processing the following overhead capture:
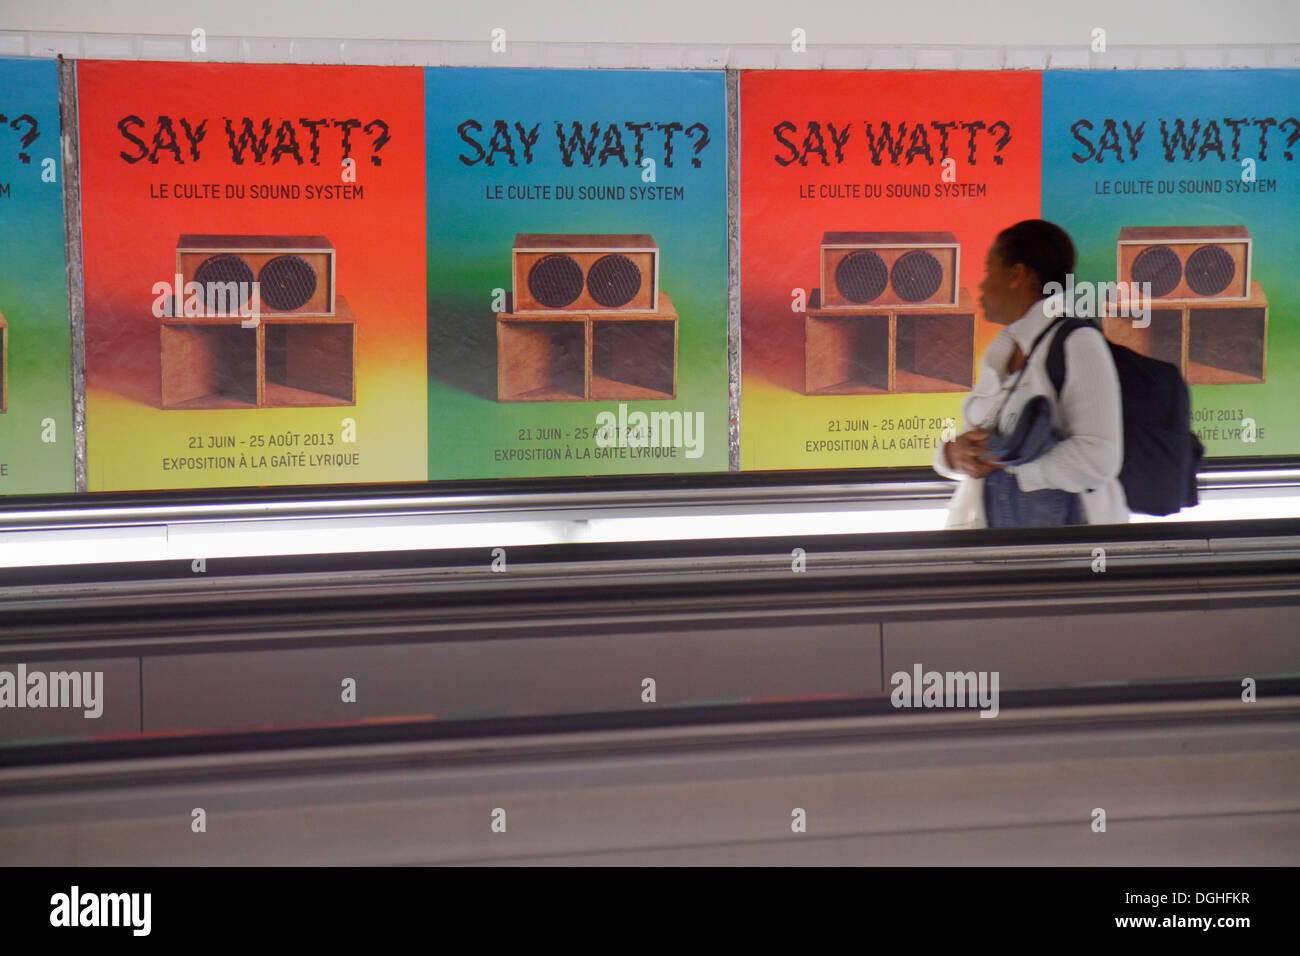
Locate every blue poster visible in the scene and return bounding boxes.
[0,57,74,494]
[1042,70,1300,458]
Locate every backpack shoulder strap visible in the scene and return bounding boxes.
[1045,317,1103,396]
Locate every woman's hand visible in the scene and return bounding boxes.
[944,428,1006,478]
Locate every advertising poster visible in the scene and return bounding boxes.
[425,68,729,479]
[77,61,426,491]
[1042,70,1300,458]
[0,58,74,495]
[738,70,1042,472]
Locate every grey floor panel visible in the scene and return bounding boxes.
[3,711,1295,866]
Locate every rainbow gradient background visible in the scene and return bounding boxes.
[78,61,427,491]
[425,68,730,479]
[0,57,74,495]
[1042,69,1300,458]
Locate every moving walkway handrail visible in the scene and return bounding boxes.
[1,463,1297,529]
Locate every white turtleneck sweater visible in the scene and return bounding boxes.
[932,297,1130,527]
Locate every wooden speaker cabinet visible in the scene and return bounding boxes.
[591,295,678,400]
[496,313,589,402]
[1117,226,1251,301]
[177,235,336,316]
[0,310,7,413]
[263,300,357,407]
[804,289,891,394]
[894,290,976,392]
[1186,281,1268,385]
[161,295,357,409]
[1101,304,1184,369]
[804,288,974,394]
[1103,280,1267,385]
[819,231,960,310]
[496,293,678,401]
[512,234,659,314]
[161,322,259,409]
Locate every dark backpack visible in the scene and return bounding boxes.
[1043,318,1204,516]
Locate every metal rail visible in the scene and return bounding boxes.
[0,694,1294,790]
[1,466,1296,530]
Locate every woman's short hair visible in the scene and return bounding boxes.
[994,219,1076,295]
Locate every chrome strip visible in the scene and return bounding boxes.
[1,469,1297,530]
[2,697,1295,793]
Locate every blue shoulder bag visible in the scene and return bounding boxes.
[980,317,1085,528]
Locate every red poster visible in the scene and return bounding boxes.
[739,70,1042,471]
[77,61,426,490]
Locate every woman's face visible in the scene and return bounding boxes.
[978,243,1022,325]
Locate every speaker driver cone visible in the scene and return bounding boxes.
[586,254,642,308]
[1184,245,1236,296]
[834,250,889,304]
[259,255,319,311]
[890,249,944,303]
[1131,245,1183,298]
[193,255,255,312]
[528,254,585,309]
